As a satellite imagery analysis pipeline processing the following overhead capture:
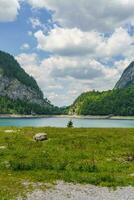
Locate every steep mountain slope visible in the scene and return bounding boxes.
[69,87,134,116]
[0,51,44,105]
[115,61,134,89]
[69,62,134,116]
[0,51,60,114]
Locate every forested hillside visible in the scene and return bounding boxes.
[0,96,62,115]
[69,61,134,116]
[69,87,134,116]
[0,50,62,115]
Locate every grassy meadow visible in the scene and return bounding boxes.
[0,127,134,199]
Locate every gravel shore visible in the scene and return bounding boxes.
[25,181,134,200]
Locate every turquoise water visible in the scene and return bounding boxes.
[0,117,134,127]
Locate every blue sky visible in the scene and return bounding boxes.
[0,0,134,106]
[0,2,53,57]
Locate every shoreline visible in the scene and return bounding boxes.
[0,114,134,120]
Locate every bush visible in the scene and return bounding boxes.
[67,120,74,128]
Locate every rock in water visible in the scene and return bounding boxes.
[34,133,48,141]
[115,61,134,89]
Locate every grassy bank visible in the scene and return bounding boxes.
[0,127,134,199]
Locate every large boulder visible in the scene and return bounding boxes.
[33,133,48,141]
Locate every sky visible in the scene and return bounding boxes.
[0,0,134,106]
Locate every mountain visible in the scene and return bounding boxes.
[69,88,134,116]
[0,51,44,104]
[69,62,134,116]
[115,61,134,89]
[1,50,133,116]
[0,51,59,114]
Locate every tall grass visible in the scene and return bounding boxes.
[0,127,134,198]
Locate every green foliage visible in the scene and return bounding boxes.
[0,51,67,115]
[0,51,43,98]
[0,127,134,198]
[69,87,134,116]
[67,120,74,128]
[0,96,61,115]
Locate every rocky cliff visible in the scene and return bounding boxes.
[115,61,134,89]
[0,75,44,105]
[0,51,46,105]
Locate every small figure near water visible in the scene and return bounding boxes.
[67,120,74,128]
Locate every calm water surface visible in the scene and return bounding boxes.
[0,117,134,128]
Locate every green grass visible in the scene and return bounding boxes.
[0,127,134,199]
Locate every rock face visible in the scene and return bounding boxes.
[115,61,134,89]
[0,75,44,105]
[0,50,45,105]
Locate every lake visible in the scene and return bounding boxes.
[0,117,134,128]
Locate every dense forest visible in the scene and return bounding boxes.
[69,86,134,116]
[0,96,63,115]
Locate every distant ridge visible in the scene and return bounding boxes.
[115,61,134,89]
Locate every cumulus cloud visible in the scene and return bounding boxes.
[45,56,114,80]
[28,0,134,31]
[0,0,20,22]
[114,56,134,74]
[19,23,134,105]
[96,27,134,58]
[34,27,134,59]
[34,28,101,56]
[15,53,64,103]
[15,53,42,80]
[15,1,134,105]
[16,53,124,106]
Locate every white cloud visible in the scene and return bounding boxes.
[16,53,41,79]
[17,22,134,106]
[16,53,125,106]
[0,0,20,22]
[28,0,134,31]
[21,43,30,50]
[14,1,134,105]
[96,27,134,58]
[44,56,108,79]
[34,27,134,59]
[114,57,134,74]
[15,53,62,102]
[28,0,48,8]
[34,28,101,56]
